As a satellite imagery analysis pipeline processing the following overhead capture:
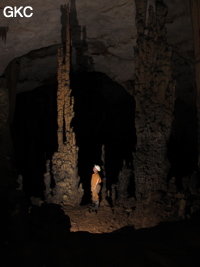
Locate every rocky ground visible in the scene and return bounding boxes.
[63,202,162,233]
[1,191,200,267]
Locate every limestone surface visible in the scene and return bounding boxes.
[0,0,193,92]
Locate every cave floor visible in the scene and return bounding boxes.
[63,204,137,233]
[2,194,200,267]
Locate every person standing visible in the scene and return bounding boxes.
[91,165,102,211]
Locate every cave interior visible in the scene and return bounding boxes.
[0,0,200,266]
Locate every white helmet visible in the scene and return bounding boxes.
[94,165,101,172]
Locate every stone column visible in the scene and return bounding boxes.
[45,4,83,206]
[190,0,200,166]
[133,0,175,200]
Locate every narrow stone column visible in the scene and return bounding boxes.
[45,4,83,206]
[190,0,200,166]
[133,0,175,200]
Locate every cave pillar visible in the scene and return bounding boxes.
[190,0,200,167]
[45,5,83,206]
[133,0,175,200]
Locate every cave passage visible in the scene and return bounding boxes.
[12,71,136,203]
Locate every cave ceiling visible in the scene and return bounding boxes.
[0,0,193,93]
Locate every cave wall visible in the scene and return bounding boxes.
[168,53,198,186]
[0,0,136,91]
[190,0,200,168]
[0,84,15,241]
[0,85,14,194]
[166,0,198,183]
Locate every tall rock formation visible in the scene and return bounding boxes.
[44,5,83,206]
[133,0,175,200]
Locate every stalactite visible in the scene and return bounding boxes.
[0,27,8,43]
[45,4,83,206]
[133,0,175,200]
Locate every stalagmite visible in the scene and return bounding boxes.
[133,0,175,200]
[45,4,83,206]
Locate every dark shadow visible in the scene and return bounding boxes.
[167,97,198,190]
[12,82,58,200]
[28,203,71,235]
[60,4,67,58]
[71,71,136,204]
[3,203,71,267]
[3,209,200,267]
[167,53,198,190]
[70,0,94,72]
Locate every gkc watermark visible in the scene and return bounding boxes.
[3,6,33,18]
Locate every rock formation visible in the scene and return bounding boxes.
[0,0,199,223]
[133,0,175,199]
[44,5,83,206]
